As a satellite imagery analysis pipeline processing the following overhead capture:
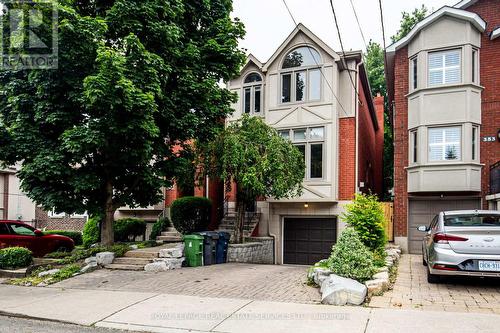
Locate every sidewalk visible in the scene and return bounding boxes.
[1,284,499,333]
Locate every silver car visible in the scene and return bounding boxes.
[418,210,500,283]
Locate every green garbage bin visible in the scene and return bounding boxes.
[183,234,204,267]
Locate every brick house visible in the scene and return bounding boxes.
[219,24,384,265]
[386,0,500,253]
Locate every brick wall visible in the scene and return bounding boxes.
[35,207,87,231]
[357,80,385,198]
[393,47,409,238]
[467,0,500,202]
[338,117,356,200]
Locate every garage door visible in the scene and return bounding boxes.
[408,198,481,254]
[283,217,337,265]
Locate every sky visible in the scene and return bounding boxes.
[232,0,457,62]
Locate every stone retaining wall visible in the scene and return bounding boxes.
[227,237,274,264]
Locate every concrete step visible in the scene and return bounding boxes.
[124,251,158,259]
[104,263,145,271]
[156,235,183,242]
[160,231,182,237]
[112,257,152,265]
[166,227,177,232]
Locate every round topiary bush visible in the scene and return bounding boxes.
[327,228,376,282]
[82,216,101,248]
[149,217,171,241]
[170,196,212,234]
[113,218,147,242]
[0,247,33,269]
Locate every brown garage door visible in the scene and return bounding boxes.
[283,217,337,265]
[408,198,481,254]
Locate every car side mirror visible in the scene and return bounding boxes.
[34,229,43,236]
[417,226,429,232]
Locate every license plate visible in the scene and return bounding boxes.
[478,261,500,272]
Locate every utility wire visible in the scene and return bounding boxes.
[281,0,349,117]
[378,0,388,83]
[349,0,368,50]
[329,0,361,105]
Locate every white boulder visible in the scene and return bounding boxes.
[38,269,60,277]
[310,267,333,286]
[96,252,115,266]
[320,274,367,306]
[159,246,184,259]
[84,256,97,264]
[153,257,185,270]
[144,261,169,272]
[80,261,98,274]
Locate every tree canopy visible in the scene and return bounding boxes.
[201,115,305,243]
[0,0,246,244]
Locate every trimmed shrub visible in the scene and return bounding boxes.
[82,216,101,248]
[43,230,83,246]
[0,247,33,269]
[113,218,147,242]
[149,217,171,241]
[341,193,387,251]
[327,228,376,282]
[170,196,212,234]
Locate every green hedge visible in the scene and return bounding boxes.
[114,218,147,242]
[82,216,101,248]
[149,217,171,241]
[0,247,33,269]
[43,230,83,246]
[171,196,211,234]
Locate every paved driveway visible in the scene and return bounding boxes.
[51,263,322,304]
[369,254,500,314]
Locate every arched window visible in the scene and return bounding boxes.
[243,72,263,114]
[281,46,322,103]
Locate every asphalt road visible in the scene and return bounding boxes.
[0,316,141,333]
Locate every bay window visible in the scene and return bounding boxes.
[428,49,461,86]
[279,127,325,179]
[428,126,461,161]
[281,47,322,103]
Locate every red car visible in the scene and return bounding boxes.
[0,220,75,257]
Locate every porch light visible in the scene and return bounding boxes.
[304,203,309,208]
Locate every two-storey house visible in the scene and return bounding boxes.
[223,24,384,265]
[386,0,500,254]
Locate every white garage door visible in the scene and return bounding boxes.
[408,198,481,254]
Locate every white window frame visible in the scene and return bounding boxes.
[410,130,418,164]
[278,127,325,180]
[280,67,322,104]
[472,48,479,84]
[472,126,479,161]
[242,72,263,115]
[428,126,462,162]
[411,57,418,90]
[428,49,462,86]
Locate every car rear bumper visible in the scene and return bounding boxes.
[428,246,500,277]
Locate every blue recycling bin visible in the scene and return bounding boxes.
[216,231,231,264]
[196,231,219,265]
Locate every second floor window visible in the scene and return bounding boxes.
[428,49,461,86]
[243,73,263,114]
[412,57,418,89]
[281,47,322,103]
[428,126,461,162]
[278,127,325,179]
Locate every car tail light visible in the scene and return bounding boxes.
[432,264,458,271]
[433,233,468,244]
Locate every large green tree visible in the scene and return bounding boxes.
[200,115,305,244]
[364,5,428,200]
[0,0,245,245]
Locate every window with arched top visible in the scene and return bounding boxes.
[242,72,263,115]
[281,46,322,104]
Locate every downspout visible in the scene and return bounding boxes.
[355,61,361,194]
[266,204,277,264]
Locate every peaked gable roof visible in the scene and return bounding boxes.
[262,23,339,72]
[240,54,264,74]
[454,0,480,9]
[386,6,486,53]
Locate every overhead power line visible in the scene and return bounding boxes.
[281,0,350,117]
[349,0,368,50]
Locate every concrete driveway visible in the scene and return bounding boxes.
[51,263,322,304]
[369,254,500,314]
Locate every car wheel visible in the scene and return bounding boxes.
[427,267,440,284]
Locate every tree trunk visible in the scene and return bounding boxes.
[234,200,246,244]
[101,181,115,246]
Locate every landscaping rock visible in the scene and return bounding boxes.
[372,271,389,281]
[320,274,367,306]
[96,252,115,266]
[377,266,388,273]
[37,282,48,287]
[144,261,168,272]
[84,256,97,264]
[159,246,183,259]
[153,257,184,270]
[80,261,98,274]
[130,245,139,250]
[365,278,387,295]
[310,267,333,286]
[38,269,60,278]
